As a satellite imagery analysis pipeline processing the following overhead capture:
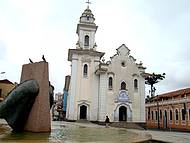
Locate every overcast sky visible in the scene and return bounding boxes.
[0,0,190,95]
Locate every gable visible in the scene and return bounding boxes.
[116,44,130,56]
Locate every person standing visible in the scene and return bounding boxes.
[105,116,110,128]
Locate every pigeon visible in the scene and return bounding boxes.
[42,55,46,62]
[29,58,33,63]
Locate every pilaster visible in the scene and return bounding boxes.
[67,55,78,120]
[98,73,107,121]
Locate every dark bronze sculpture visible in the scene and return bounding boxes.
[0,80,39,132]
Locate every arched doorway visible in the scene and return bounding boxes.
[80,105,87,119]
[119,106,127,121]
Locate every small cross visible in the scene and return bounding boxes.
[86,0,91,7]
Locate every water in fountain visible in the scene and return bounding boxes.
[0,119,152,143]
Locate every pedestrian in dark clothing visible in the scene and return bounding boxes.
[105,116,110,128]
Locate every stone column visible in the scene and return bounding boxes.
[20,61,50,132]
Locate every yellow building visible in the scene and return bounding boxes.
[0,79,16,101]
[146,88,190,131]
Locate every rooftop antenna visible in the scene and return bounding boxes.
[86,0,91,8]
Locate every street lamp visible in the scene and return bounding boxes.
[0,72,5,74]
[0,72,5,79]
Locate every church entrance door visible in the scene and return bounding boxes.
[80,105,87,119]
[119,106,127,121]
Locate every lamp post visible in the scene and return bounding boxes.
[0,72,5,74]
[0,72,5,79]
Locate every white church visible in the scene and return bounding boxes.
[66,6,146,123]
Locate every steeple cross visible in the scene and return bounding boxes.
[86,0,91,7]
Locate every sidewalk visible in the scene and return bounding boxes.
[129,129,190,143]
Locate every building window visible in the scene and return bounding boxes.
[170,110,172,121]
[121,81,126,90]
[134,79,138,90]
[155,111,158,120]
[108,77,113,90]
[148,107,150,120]
[175,109,179,121]
[121,61,126,67]
[182,109,186,121]
[160,110,162,120]
[83,64,88,77]
[84,35,89,46]
[151,111,154,120]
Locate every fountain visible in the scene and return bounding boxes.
[0,120,152,143]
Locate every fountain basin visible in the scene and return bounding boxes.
[0,119,151,143]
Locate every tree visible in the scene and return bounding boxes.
[144,73,165,97]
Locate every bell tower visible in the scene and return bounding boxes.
[76,6,98,50]
[67,2,105,121]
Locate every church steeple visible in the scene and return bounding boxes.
[76,5,98,50]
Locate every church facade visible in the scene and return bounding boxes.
[66,6,146,123]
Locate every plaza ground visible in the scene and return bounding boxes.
[64,121,190,143]
[1,119,190,143]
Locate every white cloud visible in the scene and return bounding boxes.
[0,0,190,94]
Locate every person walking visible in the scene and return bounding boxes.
[105,116,110,128]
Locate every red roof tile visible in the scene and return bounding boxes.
[158,88,190,99]
[0,79,13,84]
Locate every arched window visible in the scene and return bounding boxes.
[108,77,113,90]
[182,109,186,121]
[148,107,150,120]
[160,110,162,120]
[170,110,172,121]
[175,109,178,121]
[84,35,89,46]
[155,111,158,120]
[134,79,138,89]
[83,64,88,77]
[121,81,126,90]
[151,111,154,120]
